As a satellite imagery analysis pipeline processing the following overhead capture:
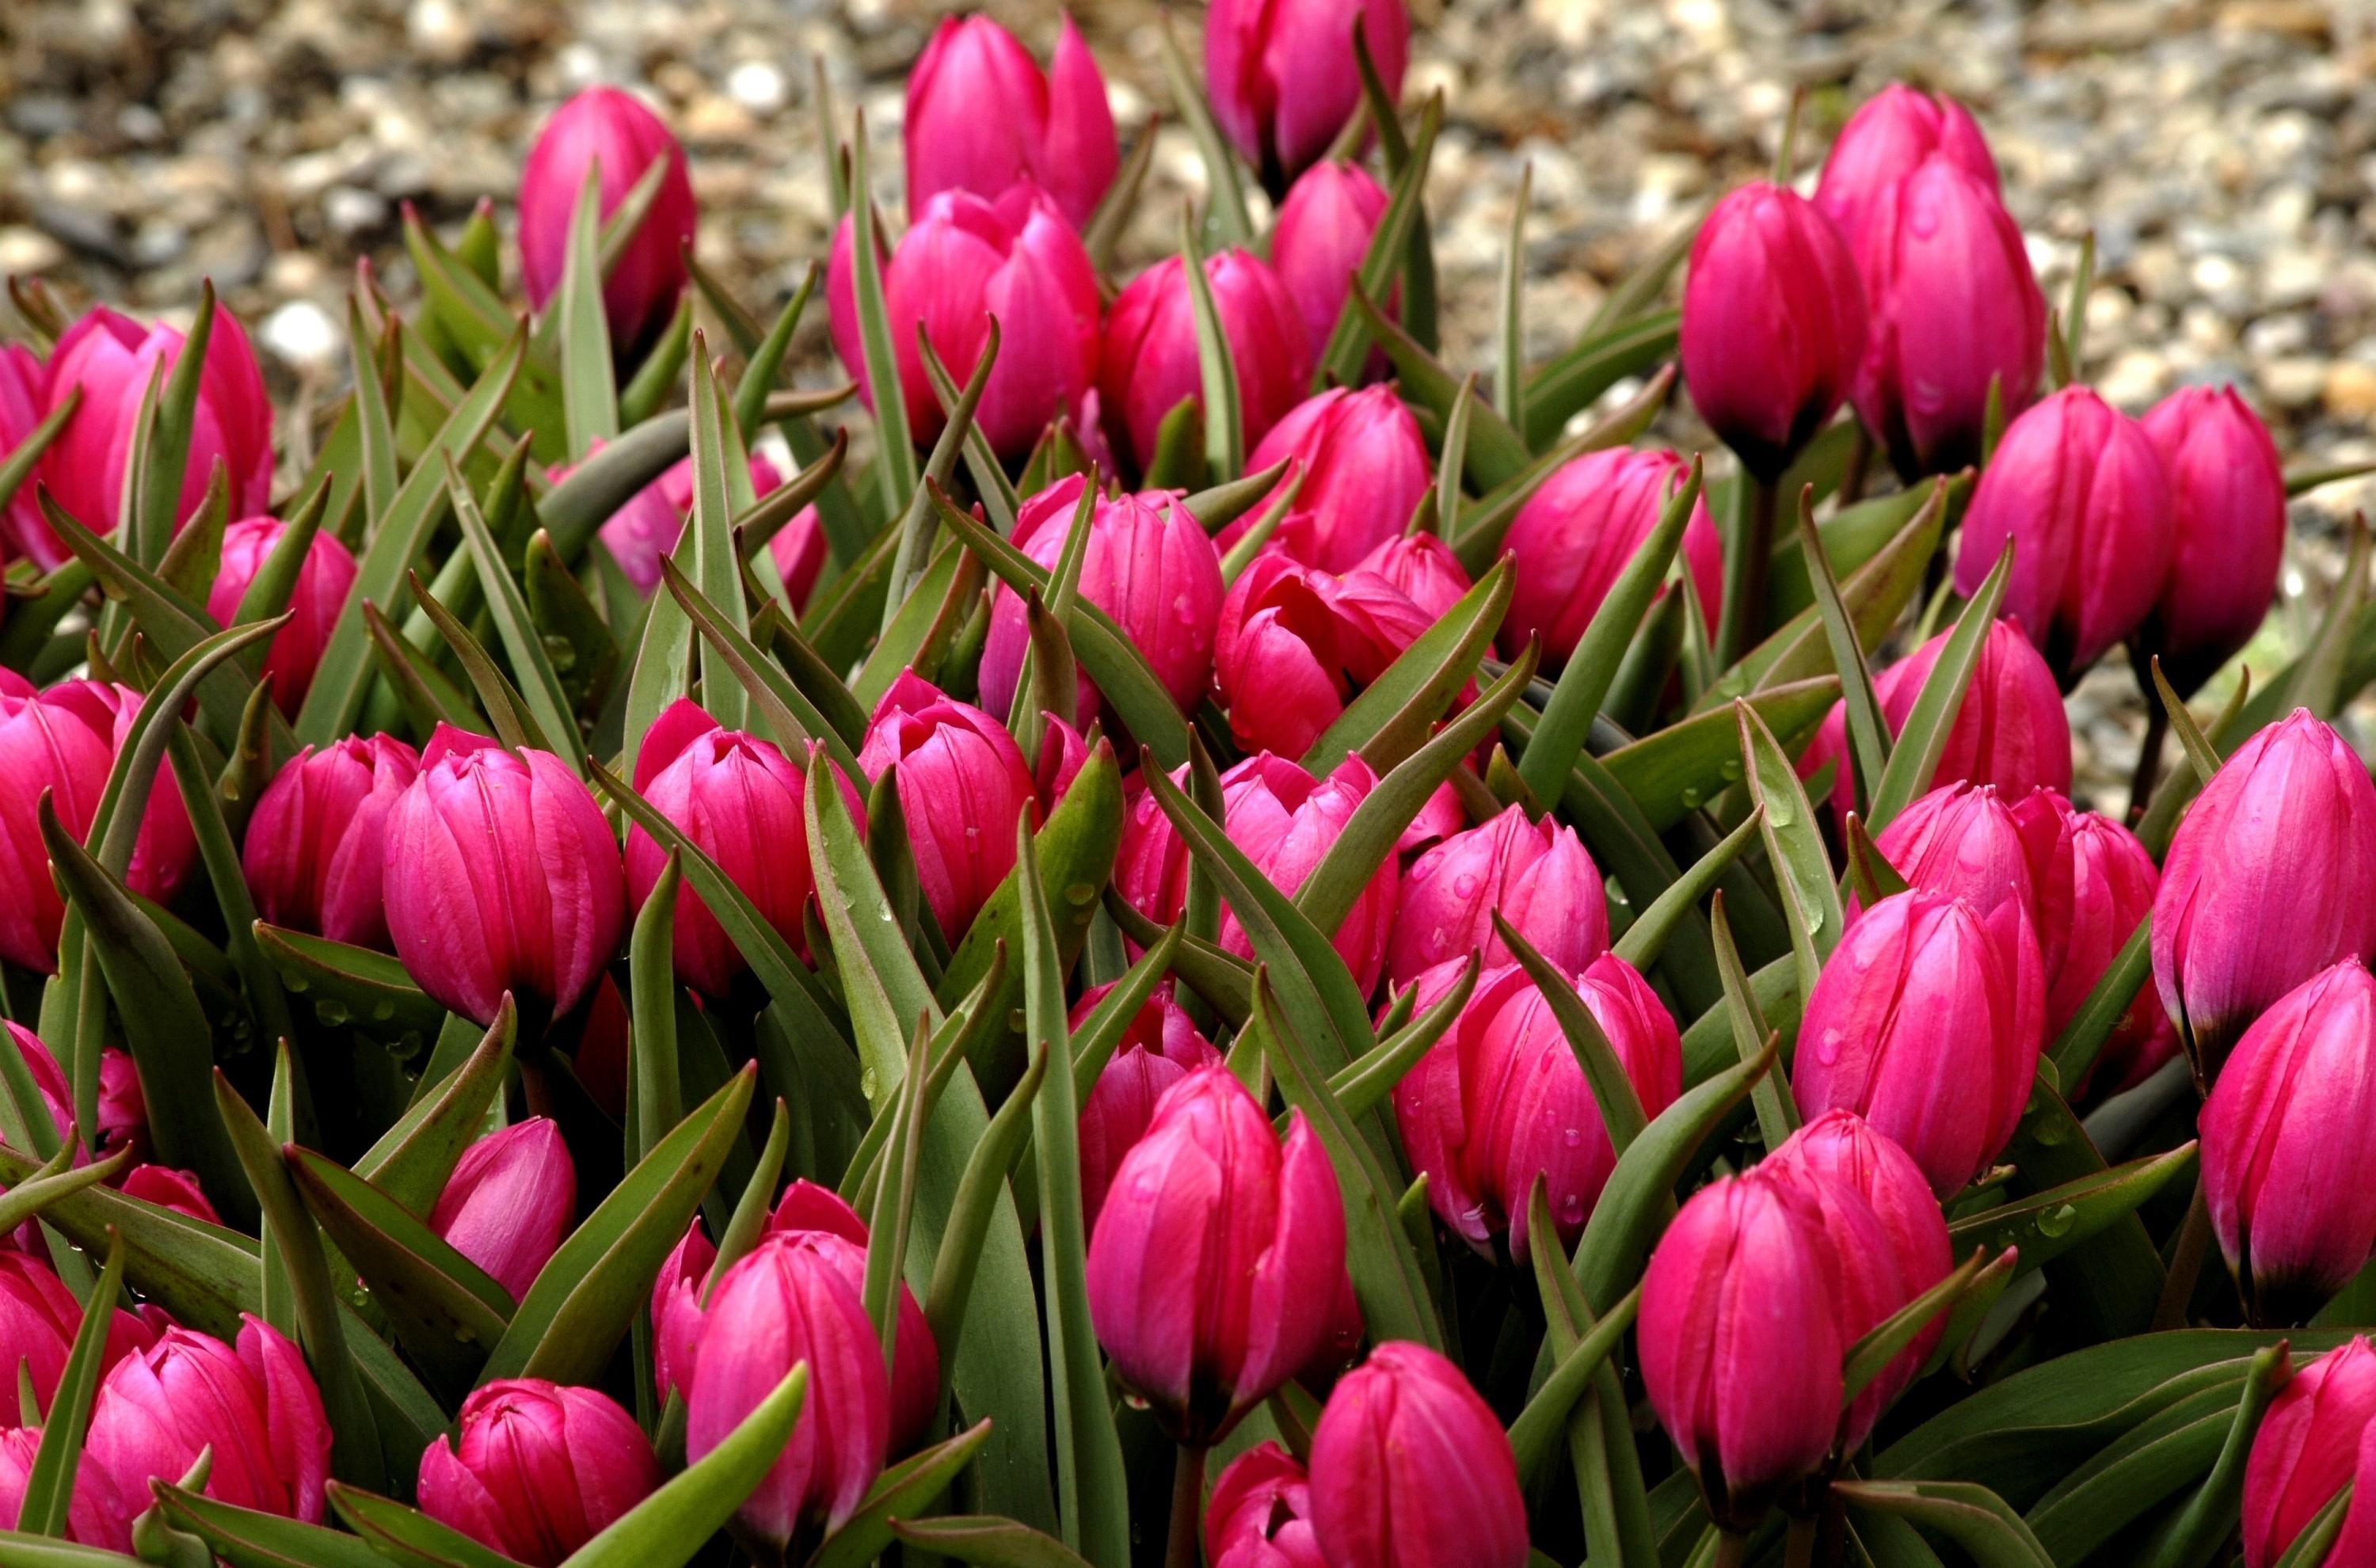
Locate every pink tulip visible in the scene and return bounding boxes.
[87,1316,329,1532]
[1953,386,2174,683]
[829,185,1102,461]
[383,725,626,1026]
[686,1229,889,1549]
[904,14,1118,230]
[1308,1342,1525,1568]
[1074,981,1221,1231]
[1213,554,1435,759]
[518,87,697,357]
[625,699,856,996]
[0,1022,143,1168]
[1101,250,1313,478]
[1086,1064,1345,1441]
[0,344,46,567]
[1354,534,1470,622]
[1680,184,1867,480]
[419,1380,661,1566]
[859,672,1040,941]
[2153,710,2376,1075]
[1386,805,1607,990]
[0,1422,122,1543]
[2138,386,2289,695]
[1497,447,1723,668]
[979,474,1226,724]
[575,448,788,596]
[1227,387,1431,573]
[35,305,272,565]
[1271,161,1392,352]
[0,1250,157,1429]
[1208,1442,1323,1568]
[1794,889,2044,1197]
[2017,792,2177,1098]
[1206,0,1410,186]
[1865,782,2049,938]
[429,1118,576,1301]
[1395,956,1680,1260]
[242,734,421,952]
[204,517,358,717]
[2244,1338,2376,1568]
[1639,1170,1844,1528]
[1813,86,2000,258]
[119,1166,220,1225]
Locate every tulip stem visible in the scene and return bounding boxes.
[2153,1178,2212,1331]
[1167,1443,1209,1568]
[1715,476,1780,669]
[1713,1531,1750,1568]
[1784,1516,1818,1568]
[2130,693,2169,818]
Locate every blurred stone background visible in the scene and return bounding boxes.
[4,0,2375,801]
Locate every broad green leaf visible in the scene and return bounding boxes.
[1799,488,1892,815]
[806,751,938,1102]
[1842,1248,1993,1408]
[447,455,580,767]
[1331,955,1475,1123]
[659,558,864,781]
[1737,698,1844,1010]
[806,1421,993,1568]
[1866,539,2012,832]
[1526,1184,1658,1567]
[253,924,446,1044]
[1507,1285,1640,1486]
[0,1144,258,1337]
[889,1517,1095,1568]
[132,283,217,563]
[1835,1481,2052,1568]
[1601,679,1835,832]
[1177,216,1244,483]
[154,1483,389,1568]
[558,166,619,461]
[1523,310,1678,451]
[1304,560,1513,777]
[629,855,683,1166]
[2141,1342,2288,1568]
[1949,1142,2198,1279]
[847,130,916,516]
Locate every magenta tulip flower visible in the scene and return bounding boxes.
[1271,160,1391,352]
[0,1423,122,1544]
[570,447,789,596]
[1213,553,1434,760]
[242,734,421,953]
[1385,805,1607,988]
[1228,386,1431,573]
[0,1251,156,1431]
[859,671,1041,942]
[2244,1338,2376,1568]
[204,516,358,717]
[1816,86,1998,244]
[430,1118,575,1302]
[0,344,47,566]
[2138,385,2289,695]
[1353,533,1470,621]
[904,14,1118,230]
[1206,0,1409,187]
[419,1380,661,1566]
[1074,981,1221,1230]
[1865,781,2049,940]
[1209,1442,1323,1568]
[2016,791,2177,1098]
[518,87,697,357]
[1497,446,1723,668]
[1101,250,1313,478]
[1307,1342,1526,1568]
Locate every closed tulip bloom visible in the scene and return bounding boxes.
[36,305,272,565]
[1308,1342,1525,1568]
[2138,386,2289,696]
[1207,0,1409,187]
[626,700,855,996]
[1845,155,2046,478]
[88,1316,329,1526]
[2201,964,2376,1324]
[1497,446,1724,668]
[430,1119,575,1302]
[1814,86,2001,257]
[518,87,697,357]
[0,1423,123,1545]
[1795,889,2044,1197]
[120,1165,220,1224]
[2153,710,2376,1075]
[1802,617,2073,821]
[0,344,46,566]
[979,475,1225,723]
[1867,782,2048,933]
[2017,794,2177,1097]
[1227,387,1430,573]
[860,672,1040,941]
[1387,806,1607,989]
[1074,981,1221,1230]
[0,1251,156,1429]
[1354,534,1471,621]
[2244,1338,2376,1568]
[2,1022,143,1168]
[1953,386,2174,683]
[1680,185,1867,481]
[383,726,627,1026]
[1271,161,1391,352]
[1396,957,1681,1260]
[1102,250,1313,478]
[1087,1064,1346,1441]
[1213,554,1436,760]
[1208,1443,1323,1568]
[687,1229,889,1549]
[419,1380,661,1566]
[1639,1171,1844,1528]
[828,184,1102,459]
[242,734,421,952]
[904,14,1118,229]
[204,517,358,717]
[577,448,786,596]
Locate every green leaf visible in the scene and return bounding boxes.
[0,1143,259,1338]
[326,1483,526,1568]
[1842,1248,1993,1408]
[447,455,581,767]
[19,1232,125,1539]
[847,131,917,517]
[1525,1184,1658,1567]
[1601,679,1836,832]
[806,1423,992,1568]
[1523,310,1679,451]
[1176,216,1243,484]
[1708,894,1793,1148]
[1332,956,1475,1122]
[1156,18,1253,247]
[1507,1284,1640,1486]
[1737,697,1845,1010]
[806,750,937,1103]
[2272,1486,2354,1568]
[153,1486,389,1568]
[1949,1142,2199,1278]
[2142,1342,2289,1568]
[890,1518,1096,1568]
[1866,539,2012,832]
[133,282,217,562]
[1834,1481,2053,1568]
[253,924,447,1044]
[569,1364,813,1565]
[1346,280,1531,489]
[1497,915,1649,1154]
[1304,560,1513,777]
[558,166,620,461]
[2047,915,2151,1094]
[657,558,865,782]
[1609,808,1763,976]
[620,290,695,430]
[922,1038,1044,1368]
[1799,488,1892,816]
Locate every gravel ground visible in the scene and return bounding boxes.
[5,0,2375,804]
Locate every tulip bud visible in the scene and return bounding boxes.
[1498,447,1724,669]
[1101,250,1313,478]
[1208,1443,1323,1568]
[1814,86,2001,257]
[1396,957,1680,1260]
[1953,386,2174,683]
[35,306,272,566]
[2244,1338,2376,1568]
[687,1229,889,1549]
[828,185,1102,461]
[1386,806,1607,990]
[1865,782,2048,937]
[1271,161,1392,353]
[88,1315,329,1526]
[859,672,1041,942]
[1086,1064,1345,1441]
[1353,534,1471,622]
[571,447,787,596]
[0,1423,123,1545]
[1206,0,1410,188]
[2153,710,2376,1075]
[384,726,627,1026]
[1213,554,1435,760]
[0,1251,156,1430]
[1765,1112,1953,1446]
[419,1379,661,1566]
[2138,386,2288,696]
[120,1165,221,1225]
[904,15,1118,230]
[1679,185,1866,481]
[1308,1342,1526,1568]
[1,1022,140,1169]
[979,475,1226,724]
[2199,964,2376,1324]
[430,1119,575,1302]
[204,517,359,717]
[1795,889,2044,1197]
[1802,617,2073,822]
[1639,1171,1843,1528]
[2016,793,2177,1098]
[242,734,421,952]
[518,87,697,358]
[1074,981,1222,1231]
[625,700,857,996]
[1225,387,1431,573]
[0,344,46,568]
